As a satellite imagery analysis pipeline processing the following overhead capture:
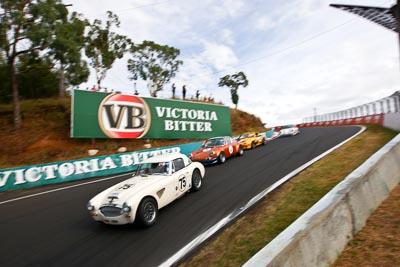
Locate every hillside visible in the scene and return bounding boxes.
[0,97,267,169]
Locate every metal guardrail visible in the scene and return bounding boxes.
[302,91,400,123]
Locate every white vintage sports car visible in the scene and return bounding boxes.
[87,153,205,227]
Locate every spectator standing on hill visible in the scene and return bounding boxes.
[182,85,187,100]
[172,83,176,98]
[91,85,97,91]
[196,90,200,100]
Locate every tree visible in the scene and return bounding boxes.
[218,71,249,109]
[47,11,89,97]
[0,0,69,129]
[127,40,183,97]
[18,54,59,99]
[85,11,131,90]
[0,62,11,103]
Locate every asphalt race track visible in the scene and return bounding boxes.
[0,126,361,267]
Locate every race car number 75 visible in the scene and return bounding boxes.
[179,177,186,190]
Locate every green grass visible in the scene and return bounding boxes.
[179,125,398,267]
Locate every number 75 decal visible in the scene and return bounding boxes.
[178,176,187,191]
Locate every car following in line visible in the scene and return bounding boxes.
[237,132,266,149]
[190,136,244,165]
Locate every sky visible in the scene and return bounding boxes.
[67,0,400,127]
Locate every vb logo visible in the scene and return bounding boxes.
[98,94,151,138]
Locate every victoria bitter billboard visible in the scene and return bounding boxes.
[71,90,232,139]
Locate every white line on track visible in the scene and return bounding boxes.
[0,173,128,205]
[159,126,366,267]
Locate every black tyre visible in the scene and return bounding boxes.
[218,152,226,164]
[191,169,202,192]
[237,146,244,156]
[137,197,158,227]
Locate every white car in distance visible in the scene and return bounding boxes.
[279,125,300,137]
[87,153,205,227]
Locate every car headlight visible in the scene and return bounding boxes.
[209,151,215,157]
[87,202,95,211]
[122,203,131,213]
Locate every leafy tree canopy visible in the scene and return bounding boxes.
[18,54,59,99]
[47,11,89,95]
[85,11,131,89]
[0,0,73,129]
[127,40,183,97]
[218,71,249,108]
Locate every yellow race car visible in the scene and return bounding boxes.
[237,132,265,149]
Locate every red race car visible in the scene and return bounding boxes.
[190,136,244,164]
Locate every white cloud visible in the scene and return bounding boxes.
[199,41,239,71]
[209,0,246,18]
[220,29,235,46]
[255,16,275,31]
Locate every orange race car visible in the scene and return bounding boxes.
[237,132,266,149]
[189,136,244,164]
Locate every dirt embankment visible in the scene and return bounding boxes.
[0,97,267,168]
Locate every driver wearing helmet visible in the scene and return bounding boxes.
[164,162,170,174]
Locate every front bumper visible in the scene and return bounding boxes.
[191,156,219,165]
[240,143,252,149]
[89,209,135,225]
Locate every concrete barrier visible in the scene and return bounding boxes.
[243,133,400,267]
[384,113,400,132]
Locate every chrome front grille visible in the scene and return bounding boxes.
[100,206,122,217]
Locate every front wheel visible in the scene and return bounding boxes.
[236,146,244,156]
[218,152,226,164]
[191,169,202,192]
[137,197,158,227]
